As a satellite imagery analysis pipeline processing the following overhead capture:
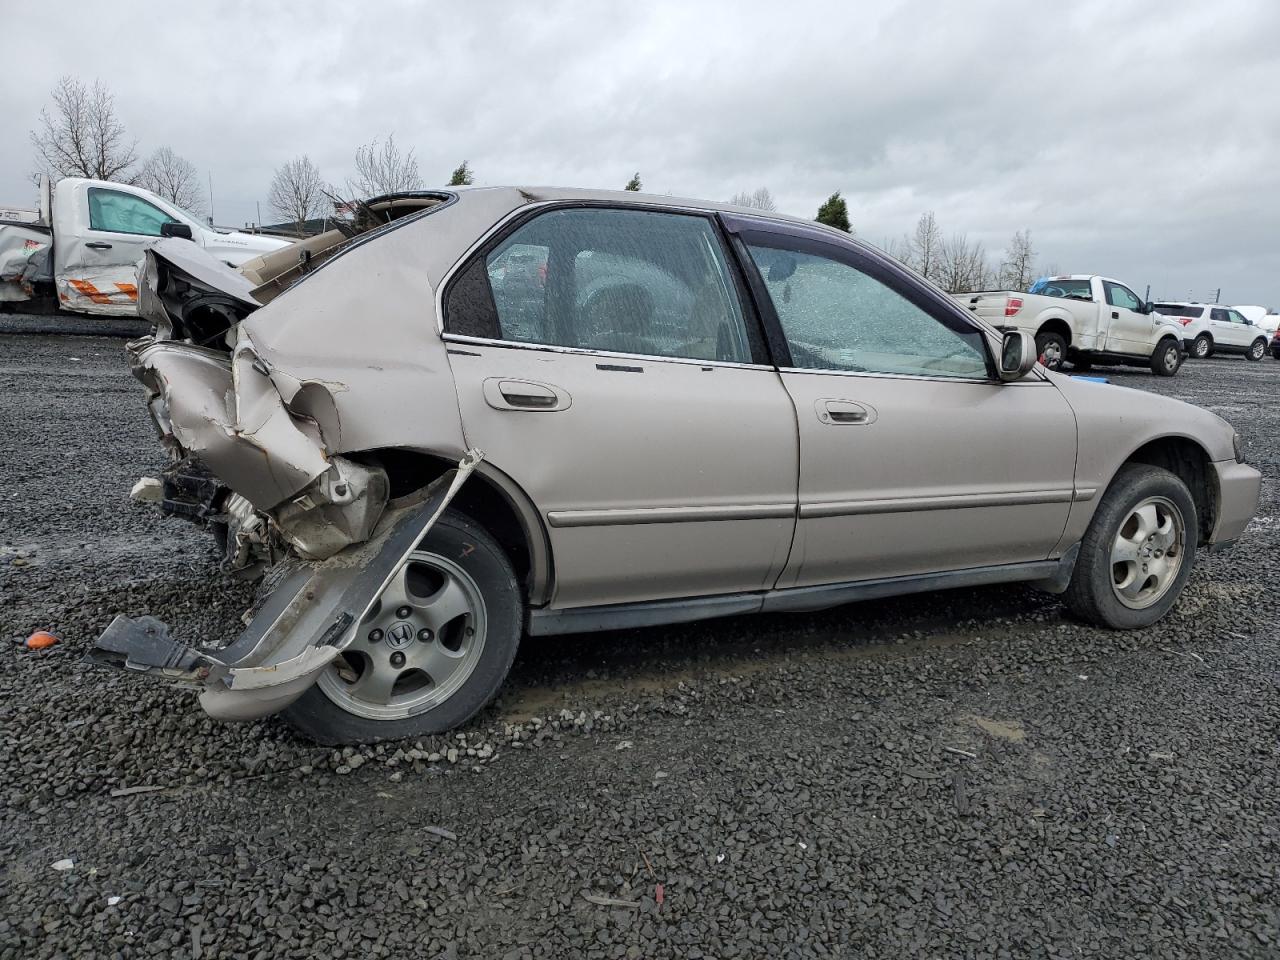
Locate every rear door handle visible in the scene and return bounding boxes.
[482,377,571,412]
[85,241,113,250]
[817,399,876,425]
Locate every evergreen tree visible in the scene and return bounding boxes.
[624,172,642,191]
[448,161,474,186]
[815,191,851,232]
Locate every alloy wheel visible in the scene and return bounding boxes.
[318,550,488,720]
[1110,496,1185,610]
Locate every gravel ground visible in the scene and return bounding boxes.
[2,336,1277,959]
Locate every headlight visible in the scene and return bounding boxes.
[1234,432,1246,464]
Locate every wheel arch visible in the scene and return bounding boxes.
[1035,315,1073,345]
[1105,435,1217,545]
[348,447,554,607]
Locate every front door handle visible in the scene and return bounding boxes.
[85,241,113,250]
[817,399,877,425]
[1111,311,1119,319]
[482,377,571,412]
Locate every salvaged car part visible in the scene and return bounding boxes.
[89,185,1261,745]
[88,452,483,721]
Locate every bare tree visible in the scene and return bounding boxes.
[268,155,327,235]
[999,229,1037,291]
[938,233,994,293]
[907,211,943,282]
[344,134,421,198]
[30,75,138,182]
[729,187,777,211]
[137,146,204,215]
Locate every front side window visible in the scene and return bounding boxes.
[744,239,988,379]
[471,208,753,363]
[1227,309,1250,325]
[87,188,177,237]
[1104,282,1142,311]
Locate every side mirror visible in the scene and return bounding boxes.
[998,330,1039,381]
[160,221,194,241]
[1138,301,1153,314]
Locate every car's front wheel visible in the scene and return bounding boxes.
[1149,338,1182,376]
[1063,464,1197,629]
[1247,338,1266,361]
[1192,333,1212,359]
[283,509,522,744]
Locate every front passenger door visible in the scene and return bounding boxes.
[1102,280,1150,354]
[731,222,1078,588]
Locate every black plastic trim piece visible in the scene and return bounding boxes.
[528,554,1077,635]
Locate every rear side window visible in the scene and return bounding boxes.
[1211,308,1230,322]
[1153,304,1203,318]
[88,188,177,236]
[1029,277,1092,300]
[447,207,755,363]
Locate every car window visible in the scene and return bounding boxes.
[479,208,752,363]
[1211,308,1230,323]
[87,188,177,237]
[1153,303,1203,318]
[1030,277,1092,300]
[1104,282,1142,311]
[744,240,988,379]
[1227,309,1249,325]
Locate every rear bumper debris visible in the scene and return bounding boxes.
[85,451,483,721]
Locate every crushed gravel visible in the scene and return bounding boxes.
[1,335,1277,958]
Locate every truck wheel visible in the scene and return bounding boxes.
[1035,332,1068,370]
[282,509,523,745]
[1150,338,1181,376]
[1063,464,1197,629]
[1191,334,1212,359]
[1247,338,1266,361]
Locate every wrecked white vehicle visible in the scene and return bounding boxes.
[90,187,1261,744]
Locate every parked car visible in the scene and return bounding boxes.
[1151,301,1270,361]
[88,188,1261,744]
[1271,325,1280,360]
[0,177,290,316]
[956,275,1186,375]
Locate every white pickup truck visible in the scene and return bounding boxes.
[955,274,1187,376]
[0,177,290,317]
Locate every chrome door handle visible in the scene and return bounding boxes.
[817,399,876,425]
[85,241,113,250]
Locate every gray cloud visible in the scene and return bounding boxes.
[3,0,1277,304]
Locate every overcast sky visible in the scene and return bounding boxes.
[3,0,1277,306]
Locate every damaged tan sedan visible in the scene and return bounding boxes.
[88,187,1262,744]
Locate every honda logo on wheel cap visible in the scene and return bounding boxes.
[386,622,415,649]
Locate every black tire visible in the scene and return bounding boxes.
[1035,331,1068,370]
[1191,334,1212,359]
[1149,338,1182,376]
[1063,464,1197,629]
[283,509,523,745]
[1247,338,1266,361]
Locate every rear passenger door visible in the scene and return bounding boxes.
[441,205,799,609]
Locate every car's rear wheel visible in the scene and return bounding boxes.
[1192,334,1212,359]
[1149,338,1182,376]
[1063,464,1197,629]
[1247,338,1266,361]
[283,510,522,744]
[1035,332,1067,370]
